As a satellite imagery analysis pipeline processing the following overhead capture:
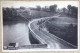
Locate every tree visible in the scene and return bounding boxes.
[62,8,66,13]
[67,5,71,15]
[3,7,22,21]
[36,5,41,11]
[42,6,50,12]
[67,5,78,18]
[71,6,78,17]
[20,6,25,10]
[49,4,57,13]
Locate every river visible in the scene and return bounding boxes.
[3,21,31,47]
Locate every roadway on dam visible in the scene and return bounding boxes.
[28,15,77,49]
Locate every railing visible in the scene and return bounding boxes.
[28,16,77,49]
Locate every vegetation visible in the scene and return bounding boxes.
[3,4,57,22]
[62,8,66,13]
[3,7,23,21]
[3,3,78,47]
[49,4,57,13]
[36,5,41,11]
[45,18,77,46]
[67,5,78,18]
[3,4,78,22]
[3,5,78,46]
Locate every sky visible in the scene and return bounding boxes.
[1,1,79,9]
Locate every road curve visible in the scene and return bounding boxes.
[28,16,77,49]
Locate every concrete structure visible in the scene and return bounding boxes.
[28,16,77,49]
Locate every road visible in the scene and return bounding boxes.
[28,15,77,49]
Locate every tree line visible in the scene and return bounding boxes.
[3,4,78,22]
[35,4,78,18]
[34,4,57,13]
[67,5,78,18]
[3,7,23,21]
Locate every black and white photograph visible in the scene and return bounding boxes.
[1,1,78,50]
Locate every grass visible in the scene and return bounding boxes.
[45,13,78,46]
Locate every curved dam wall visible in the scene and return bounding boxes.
[29,30,41,44]
[28,29,47,48]
[28,16,77,49]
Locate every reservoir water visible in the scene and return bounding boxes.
[3,22,31,47]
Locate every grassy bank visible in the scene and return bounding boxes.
[45,14,77,46]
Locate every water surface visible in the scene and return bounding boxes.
[3,22,30,47]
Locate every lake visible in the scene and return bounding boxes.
[3,21,31,47]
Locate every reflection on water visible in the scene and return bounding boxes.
[3,22,30,47]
